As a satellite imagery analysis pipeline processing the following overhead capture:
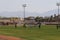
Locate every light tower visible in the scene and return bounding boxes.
[56,2,60,17]
[56,2,60,29]
[22,4,27,28]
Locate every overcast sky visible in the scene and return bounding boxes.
[0,0,60,13]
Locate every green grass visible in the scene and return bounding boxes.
[0,25,60,40]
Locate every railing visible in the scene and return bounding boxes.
[43,22,60,25]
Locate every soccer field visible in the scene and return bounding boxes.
[0,25,60,40]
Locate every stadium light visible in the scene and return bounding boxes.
[22,4,27,28]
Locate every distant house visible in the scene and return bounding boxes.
[0,17,24,25]
[25,17,37,25]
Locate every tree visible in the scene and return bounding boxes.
[35,16,43,22]
[43,16,49,22]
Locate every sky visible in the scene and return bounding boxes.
[0,0,60,13]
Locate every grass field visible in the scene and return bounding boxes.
[0,25,60,40]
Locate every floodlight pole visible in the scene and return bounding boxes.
[56,2,60,29]
[56,3,60,22]
[22,4,27,28]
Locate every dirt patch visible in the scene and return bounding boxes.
[0,35,23,40]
